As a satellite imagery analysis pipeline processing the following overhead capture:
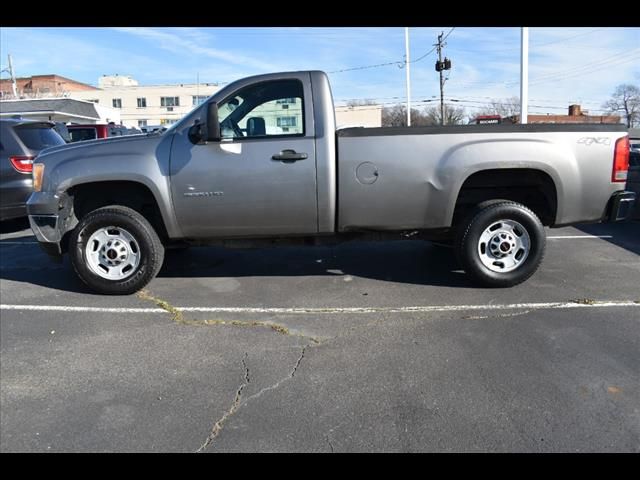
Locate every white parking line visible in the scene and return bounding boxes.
[547,235,613,239]
[0,301,637,315]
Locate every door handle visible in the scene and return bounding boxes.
[272,149,308,162]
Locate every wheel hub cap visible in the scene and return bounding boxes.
[478,220,531,273]
[85,226,141,280]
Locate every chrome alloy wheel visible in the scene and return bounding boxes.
[85,226,141,280]
[477,219,531,273]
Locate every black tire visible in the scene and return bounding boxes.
[69,205,165,295]
[455,201,546,287]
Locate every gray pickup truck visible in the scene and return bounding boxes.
[26,71,635,294]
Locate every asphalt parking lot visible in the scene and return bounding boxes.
[1,218,638,452]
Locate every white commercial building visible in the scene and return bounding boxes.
[69,75,382,130]
[70,75,221,130]
[335,105,383,129]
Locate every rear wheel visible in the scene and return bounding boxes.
[455,201,545,287]
[69,205,164,295]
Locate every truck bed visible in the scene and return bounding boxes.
[336,123,628,232]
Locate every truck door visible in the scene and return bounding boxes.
[170,77,317,237]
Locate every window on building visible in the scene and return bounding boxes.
[218,79,304,139]
[192,95,208,106]
[138,120,147,128]
[160,119,178,125]
[112,98,122,108]
[137,97,147,108]
[161,96,180,107]
[276,116,297,127]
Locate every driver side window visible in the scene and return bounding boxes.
[218,79,304,139]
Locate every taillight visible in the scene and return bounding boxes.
[9,155,35,174]
[612,136,629,183]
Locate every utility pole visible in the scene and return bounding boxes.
[434,33,452,126]
[1,54,18,98]
[405,27,411,126]
[520,27,529,124]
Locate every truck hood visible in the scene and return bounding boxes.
[34,131,175,195]
[36,133,167,165]
[38,133,153,158]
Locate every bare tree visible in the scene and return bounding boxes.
[346,98,377,107]
[476,96,520,118]
[423,104,467,125]
[381,104,432,127]
[603,84,640,128]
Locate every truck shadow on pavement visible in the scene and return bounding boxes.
[0,217,30,234]
[0,239,473,294]
[158,240,472,287]
[575,221,640,255]
[2,221,638,295]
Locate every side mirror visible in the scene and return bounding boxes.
[206,102,221,141]
[188,120,203,144]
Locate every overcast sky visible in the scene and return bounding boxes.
[1,27,638,115]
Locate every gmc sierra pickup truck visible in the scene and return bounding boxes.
[26,71,635,294]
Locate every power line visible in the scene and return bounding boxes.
[328,60,403,74]
[448,28,608,56]
[528,52,640,85]
[409,27,455,65]
[448,48,640,88]
[328,27,455,74]
[530,27,608,48]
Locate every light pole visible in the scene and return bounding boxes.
[520,27,529,124]
[405,27,411,126]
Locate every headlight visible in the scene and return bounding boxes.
[33,163,45,192]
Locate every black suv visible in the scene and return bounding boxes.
[0,119,66,221]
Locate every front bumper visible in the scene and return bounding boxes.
[29,214,63,258]
[27,191,74,259]
[607,191,636,222]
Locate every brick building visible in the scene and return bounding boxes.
[506,105,621,124]
[0,74,98,99]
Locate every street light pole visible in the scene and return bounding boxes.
[520,27,529,124]
[405,27,411,126]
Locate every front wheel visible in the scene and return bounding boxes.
[69,205,165,295]
[455,201,546,287]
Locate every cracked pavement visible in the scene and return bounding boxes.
[1,219,639,452]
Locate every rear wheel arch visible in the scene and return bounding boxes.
[452,168,558,228]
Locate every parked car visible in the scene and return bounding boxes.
[67,123,140,143]
[0,119,66,221]
[140,125,166,134]
[26,71,635,294]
